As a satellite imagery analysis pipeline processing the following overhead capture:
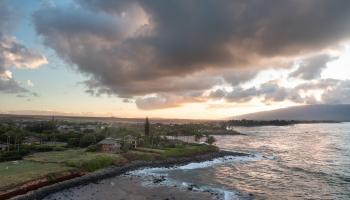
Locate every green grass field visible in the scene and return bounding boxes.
[162,144,218,158]
[0,160,72,190]
[0,144,217,191]
[130,144,218,160]
[25,149,119,163]
[24,149,124,172]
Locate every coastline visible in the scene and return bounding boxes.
[10,150,248,200]
[44,175,217,200]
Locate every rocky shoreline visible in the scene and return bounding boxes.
[10,150,248,200]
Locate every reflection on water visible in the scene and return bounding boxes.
[167,123,350,199]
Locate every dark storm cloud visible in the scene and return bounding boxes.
[290,54,337,80]
[81,72,223,98]
[222,68,260,87]
[33,0,350,107]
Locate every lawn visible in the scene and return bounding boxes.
[135,147,165,154]
[25,149,120,163]
[0,144,218,191]
[162,144,218,158]
[0,160,72,190]
[123,150,161,161]
[24,149,124,172]
[128,144,218,160]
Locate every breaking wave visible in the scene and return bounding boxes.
[128,153,266,200]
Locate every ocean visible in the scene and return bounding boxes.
[45,123,350,200]
[134,123,350,199]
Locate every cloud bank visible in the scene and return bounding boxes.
[32,0,350,109]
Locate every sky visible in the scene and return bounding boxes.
[1,0,350,119]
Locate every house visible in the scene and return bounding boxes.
[81,124,99,133]
[57,125,75,133]
[123,135,138,149]
[98,137,122,153]
[23,136,41,145]
[0,144,9,151]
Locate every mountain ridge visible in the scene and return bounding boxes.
[234,104,350,121]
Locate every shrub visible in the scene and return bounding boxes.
[67,138,80,147]
[67,156,115,172]
[122,151,158,162]
[121,143,131,153]
[0,149,30,162]
[79,135,96,147]
[80,156,114,172]
[206,136,216,145]
[31,145,54,152]
[86,144,101,152]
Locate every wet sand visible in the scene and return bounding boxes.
[43,175,217,200]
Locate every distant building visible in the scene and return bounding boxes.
[23,136,41,145]
[81,124,100,133]
[98,137,122,153]
[57,125,75,133]
[123,135,138,149]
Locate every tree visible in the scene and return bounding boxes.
[194,133,204,142]
[206,136,216,145]
[79,134,96,147]
[144,117,150,138]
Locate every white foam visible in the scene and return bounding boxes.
[128,153,267,200]
[224,190,238,200]
[178,154,262,170]
[131,153,262,176]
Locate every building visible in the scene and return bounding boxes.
[57,125,75,133]
[23,136,41,145]
[98,137,122,153]
[123,135,138,149]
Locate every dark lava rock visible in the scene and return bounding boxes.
[153,176,166,184]
[187,184,197,191]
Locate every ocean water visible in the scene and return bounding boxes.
[158,123,350,199]
[45,123,350,200]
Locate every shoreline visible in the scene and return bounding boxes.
[44,175,218,200]
[10,150,248,200]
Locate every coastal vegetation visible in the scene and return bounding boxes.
[0,117,229,197]
[0,144,217,192]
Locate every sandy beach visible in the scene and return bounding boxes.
[43,175,217,200]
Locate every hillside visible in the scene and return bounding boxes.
[234,104,350,121]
